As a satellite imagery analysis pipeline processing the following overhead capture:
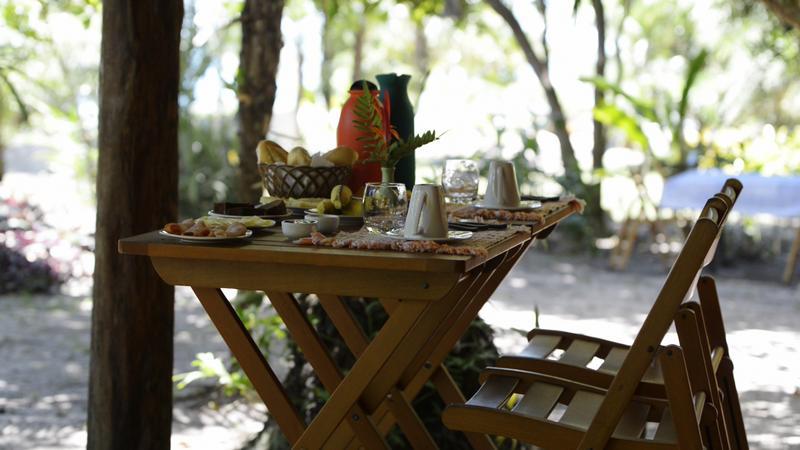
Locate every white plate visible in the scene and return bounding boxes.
[303,209,364,226]
[472,200,542,211]
[208,210,292,221]
[159,229,253,243]
[382,229,473,242]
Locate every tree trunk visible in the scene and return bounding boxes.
[587,0,608,233]
[485,0,580,176]
[352,15,366,82]
[591,0,607,171]
[760,0,800,29]
[320,14,334,109]
[238,0,285,202]
[88,1,182,449]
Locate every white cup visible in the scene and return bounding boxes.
[483,160,521,208]
[314,214,339,234]
[282,219,317,240]
[404,184,448,239]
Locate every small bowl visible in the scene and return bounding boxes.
[313,214,340,235]
[282,219,317,240]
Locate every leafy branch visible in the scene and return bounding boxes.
[352,80,438,168]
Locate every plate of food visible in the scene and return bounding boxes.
[299,185,364,227]
[471,200,542,211]
[199,215,276,230]
[161,219,253,242]
[209,199,291,220]
[381,229,473,242]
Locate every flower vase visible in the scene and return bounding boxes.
[381,166,396,184]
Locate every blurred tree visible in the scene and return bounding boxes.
[759,0,800,29]
[89,1,181,449]
[237,0,285,202]
[485,0,606,232]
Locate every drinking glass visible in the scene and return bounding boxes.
[442,159,479,203]
[362,182,407,233]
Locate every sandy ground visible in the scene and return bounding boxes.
[0,251,798,449]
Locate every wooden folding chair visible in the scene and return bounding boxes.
[443,195,735,449]
[489,179,748,449]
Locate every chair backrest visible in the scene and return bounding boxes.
[579,180,741,449]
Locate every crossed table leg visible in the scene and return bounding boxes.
[190,239,532,449]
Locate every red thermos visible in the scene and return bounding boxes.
[337,80,384,196]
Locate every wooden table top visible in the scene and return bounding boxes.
[118,200,579,274]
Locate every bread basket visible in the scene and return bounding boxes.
[259,164,351,198]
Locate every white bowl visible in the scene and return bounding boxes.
[305,214,339,234]
[282,219,317,240]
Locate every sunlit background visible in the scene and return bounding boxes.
[0,0,798,448]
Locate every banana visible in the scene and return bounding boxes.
[330,185,352,210]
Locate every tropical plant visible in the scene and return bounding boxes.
[582,48,709,175]
[352,81,439,168]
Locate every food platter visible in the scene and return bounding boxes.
[207,211,291,221]
[382,229,473,242]
[303,209,364,228]
[159,229,253,243]
[471,200,542,211]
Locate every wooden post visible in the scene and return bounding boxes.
[88,1,183,449]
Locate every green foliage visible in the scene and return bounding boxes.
[582,48,708,174]
[352,81,439,168]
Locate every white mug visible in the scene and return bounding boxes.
[484,160,521,208]
[404,184,448,239]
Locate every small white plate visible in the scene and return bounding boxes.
[472,200,542,211]
[304,209,364,226]
[159,229,253,243]
[208,210,292,221]
[382,229,473,242]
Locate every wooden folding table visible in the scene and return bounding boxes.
[118,202,578,449]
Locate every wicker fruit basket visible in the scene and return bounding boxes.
[259,164,351,199]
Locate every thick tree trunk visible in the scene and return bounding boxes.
[760,0,800,29]
[485,0,580,176]
[238,0,285,202]
[88,1,182,449]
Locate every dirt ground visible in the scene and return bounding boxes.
[0,248,798,450]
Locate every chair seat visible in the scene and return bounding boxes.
[443,367,687,450]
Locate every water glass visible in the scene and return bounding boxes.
[362,182,407,233]
[442,159,479,203]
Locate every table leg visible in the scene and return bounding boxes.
[318,294,439,450]
[265,291,388,449]
[293,298,430,449]
[369,243,528,448]
[191,288,305,444]
[783,226,800,284]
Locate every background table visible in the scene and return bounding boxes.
[119,202,578,449]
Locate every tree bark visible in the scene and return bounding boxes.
[485,0,580,176]
[586,0,608,232]
[238,0,285,202]
[352,14,366,82]
[591,0,607,171]
[760,0,800,29]
[88,1,182,449]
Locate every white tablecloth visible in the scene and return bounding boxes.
[660,169,800,218]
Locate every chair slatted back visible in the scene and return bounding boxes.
[578,186,737,450]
